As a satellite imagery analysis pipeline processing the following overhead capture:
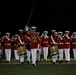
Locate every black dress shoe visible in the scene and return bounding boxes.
[32,64,34,66]
[36,60,38,63]
[6,61,8,63]
[56,60,59,62]
[66,61,69,63]
[27,61,30,64]
[0,61,1,63]
[59,60,63,64]
[53,62,55,64]
[32,64,36,66]
[21,62,24,64]
[6,61,10,63]
[66,61,70,63]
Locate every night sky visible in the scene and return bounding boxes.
[0,0,76,36]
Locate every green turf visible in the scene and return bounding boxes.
[0,56,76,75]
[0,64,76,75]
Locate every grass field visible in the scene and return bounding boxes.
[0,64,76,75]
[0,51,76,75]
[0,57,76,75]
[0,49,76,75]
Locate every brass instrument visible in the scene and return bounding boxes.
[17,45,26,56]
[50,46,58,56]
[12,36,15,41]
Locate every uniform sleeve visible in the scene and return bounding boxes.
[38,35,42,44]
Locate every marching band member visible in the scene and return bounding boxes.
[12,34,19,61]
[28,26,41,66]
[63,31,72,63]
[36,33,42,63]
[58,31,64,64]
[71,32,76,60]
[41,31,49,61]
[2,32,12,63]
[18,29,28,64]
[49,30,59,64]
[0,32,3,63]
[24,25,31,64]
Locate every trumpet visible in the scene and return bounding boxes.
[12,36,18,41]
[71,35,76,39]
[41,32,46,37]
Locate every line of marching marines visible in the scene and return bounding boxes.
[0,25,76,66]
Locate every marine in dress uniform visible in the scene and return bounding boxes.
[63,31,72,63]
[49,30,59,64]
[28,26,41,66]
[41,31,49,61]
[18,29,28,64]
[24,25,31,64]
[36,32,42,63]
[71,32,76,60]
[12,34,19,61]
[0,32,3,63]
[58,31,64,64]
[2,32,12,63]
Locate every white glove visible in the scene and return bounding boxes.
[25,25,28,31]
[15,37,17,40]
[22,42,24,45]
[27,37,31,41]
[55,42,57,45]
[6,36,10,41]
[37,32,39,34]
[41,34,44,37]
[66,35,70,39]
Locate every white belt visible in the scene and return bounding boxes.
[65,42,70,44]
[59,43,64,44]
[42,42,48,43]
[5,44,10,45]
[72,43,76,44]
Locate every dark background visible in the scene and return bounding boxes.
[0,0,76,36]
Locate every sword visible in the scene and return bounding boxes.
[27,1,36,26]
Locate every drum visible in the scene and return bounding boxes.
[17,45,26,56]
[50,46,58,56]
